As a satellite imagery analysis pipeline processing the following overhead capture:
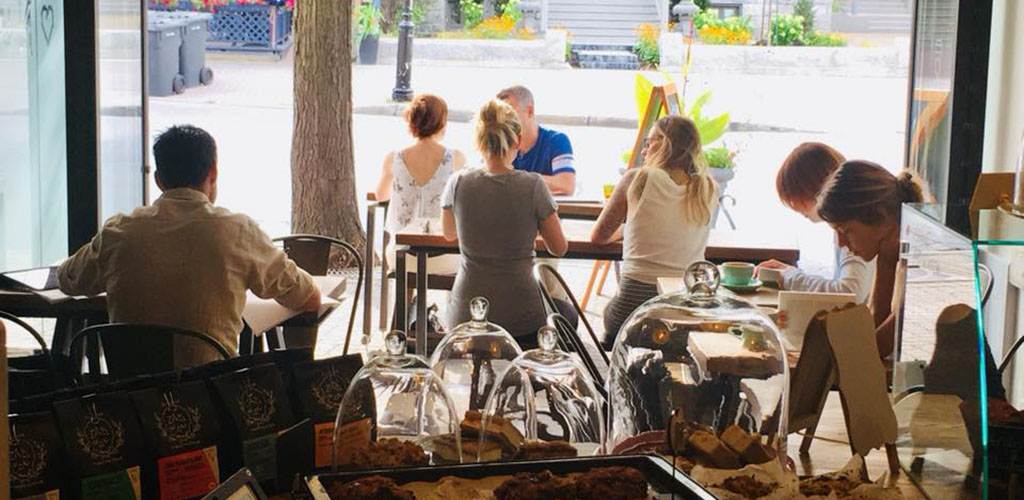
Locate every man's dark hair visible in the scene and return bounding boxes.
[153,125,217,189]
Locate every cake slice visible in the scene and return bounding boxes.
[720,425,774,465]
[688,429,741,469]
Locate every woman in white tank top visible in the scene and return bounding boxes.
[590,116,718,348]
[374,94,466,274]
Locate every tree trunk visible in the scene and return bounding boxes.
[292,0,366,264]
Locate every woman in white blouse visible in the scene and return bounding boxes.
[591,116,718,348]
[374,93,466,274]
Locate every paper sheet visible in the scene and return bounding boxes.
[777,290,856,352]
[241,276,345,334]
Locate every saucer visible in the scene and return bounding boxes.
[721,279,763,294]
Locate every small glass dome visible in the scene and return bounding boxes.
[430,297,523,423]
[333,331,462,469]
[607,261,789,471]
[478,325,606,462]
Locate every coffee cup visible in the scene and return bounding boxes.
[721,262,755,286]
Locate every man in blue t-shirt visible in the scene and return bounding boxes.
[497,85,576,195]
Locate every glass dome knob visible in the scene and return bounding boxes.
[537,325,558,352]
[385,330,407,357]
[684,261,720,298]
[469,296,490,323]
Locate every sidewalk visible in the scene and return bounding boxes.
[171,53,908,135]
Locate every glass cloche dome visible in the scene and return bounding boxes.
[333,331,462,469]
[607,261,788,471]
[430,297,523,424]
[478,325,606,462]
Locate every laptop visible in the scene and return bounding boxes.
[1,266,61,291]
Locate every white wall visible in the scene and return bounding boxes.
[982,0,1024,407]
[983,0,1024,173]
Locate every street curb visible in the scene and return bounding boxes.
[352,104,803,132]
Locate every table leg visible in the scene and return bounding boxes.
[363,202,376,339]
[379,231,391,332]
[416,250,428,358]
[395,246,408,333]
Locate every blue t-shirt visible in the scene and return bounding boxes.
[512,126,575,176]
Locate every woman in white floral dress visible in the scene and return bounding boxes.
[375,93,466,274]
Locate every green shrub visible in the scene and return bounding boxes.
[692,0,710,11]
[704,145,735,169]
[693,9,718,30]
[459,0,483,28]
[770,14,805,45]
[498,0,522,22]
[805,30,846,46]
[793,0,815,33]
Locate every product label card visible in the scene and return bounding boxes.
[81,466,141,500]
[157,446,219,500]
[241,434,278,482]
[313,422,335,469]
[13,491,59,500]
[332,418,372,466]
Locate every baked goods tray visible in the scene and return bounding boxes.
[306,455,717,500]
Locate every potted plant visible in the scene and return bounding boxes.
[357,2,382,64]
[703,144,736,185]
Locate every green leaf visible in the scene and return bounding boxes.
[634,73,655,127]
[697,112,729,145]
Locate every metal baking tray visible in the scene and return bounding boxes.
[306,454,716,500]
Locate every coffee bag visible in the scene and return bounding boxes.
[53,391,145,500]
[289,355,363,469]
[131,380,221,500]
[10,411,64,500]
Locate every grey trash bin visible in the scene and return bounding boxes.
[154,11,214,88]
[147,17,187,96]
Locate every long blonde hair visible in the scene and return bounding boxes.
[474,99,521,159]
[637,115,717,225]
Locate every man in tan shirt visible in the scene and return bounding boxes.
[58,125,320,367]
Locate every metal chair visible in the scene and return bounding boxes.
[2,311,64,399]
[534,263,610,393]
[273,234,363,355]
[65,323,231,384]
[363,194,456,337]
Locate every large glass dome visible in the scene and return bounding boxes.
[429,297,523,423]
[333,331,462,469]
[478,325,605,462]
[607,261,789,471]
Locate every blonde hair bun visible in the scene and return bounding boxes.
[474,99,521,159]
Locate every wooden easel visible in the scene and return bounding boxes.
[789,304,901,474]
[580,83,683,311]
[627,82,682,169]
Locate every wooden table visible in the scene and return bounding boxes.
[657,276,781,308]
[0,276,345,356]
[394,219,799,356]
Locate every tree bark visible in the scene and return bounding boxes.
[292,0,365,264]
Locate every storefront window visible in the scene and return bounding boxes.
[0,0,67,270]
[98,0,145,219]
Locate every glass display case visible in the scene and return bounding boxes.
[607,261,788,470]
[333,331,462,469]
[430,297,523,422]
[478,325,605,462]
[895,203,1017,499]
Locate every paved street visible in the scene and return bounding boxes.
[148,55,909,356]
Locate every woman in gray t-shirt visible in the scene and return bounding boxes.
[441,99,567,341]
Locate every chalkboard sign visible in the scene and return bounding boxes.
[628,83,682,169]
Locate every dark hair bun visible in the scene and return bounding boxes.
[897,170,926,204]
[405,94,448,139]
